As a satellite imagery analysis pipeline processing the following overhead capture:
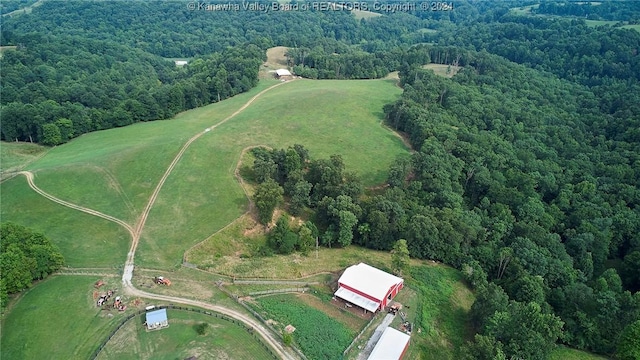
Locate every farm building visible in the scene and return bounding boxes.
[274,68,293,80]
[367,327,411,360]
[146,308,169,330]
[334,263,403,313]
[174,60,188,67]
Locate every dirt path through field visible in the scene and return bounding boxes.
[126,81,291,285]
[126,287,297,360]
[19,80,299,360]
[18,171,135,238]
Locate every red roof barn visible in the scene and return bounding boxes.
[334,263,404,313]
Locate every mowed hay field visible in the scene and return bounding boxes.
[422,63,462,78]
[1,78,406,269]
[0,176,130,267]
[0,276,124,359]
[15,80,279,222]
[0,141,47,173]
[97,309,276,360]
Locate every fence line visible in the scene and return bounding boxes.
[342,311,380,357]
[248,287,309,296]
[233,280,320,285]
[217,284,309,360]
[91,305,279,360]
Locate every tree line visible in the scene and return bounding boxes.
[0,223,65,310]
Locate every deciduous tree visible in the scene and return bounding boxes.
[253,179,283,225]
[391,239,410,275]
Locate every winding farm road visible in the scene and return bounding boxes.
[19,81,300,360]
[19,171,135,239]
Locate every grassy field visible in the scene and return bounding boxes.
[423,63,462,78]
[352,8,381,20]
[509,4,539,15]
[622,24,640,32]
[586,19,620,27]
[405,265,475,360]
[0,141,47,173]
[189,226,406,279]
[23,80,277,219]
[1,77,406,358]
[3,79,406,269]
[0,276,125,359]
[550,346,610,360]
[0,176,130,267]
[97,309,276,360]
[131,268,244,309]
[137,78,406,268]
[264,46,288,69]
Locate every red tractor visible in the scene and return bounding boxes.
[154,276,171,286]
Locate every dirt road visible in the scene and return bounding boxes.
[124,286,298,360]
[20,80,300,359]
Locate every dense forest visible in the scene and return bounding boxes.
[380,49,640,358]
[0,35,262,144]
[0,223,65,309]
[2,0,640,358]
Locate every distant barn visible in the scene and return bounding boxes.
[334,263,404,313]
[275,68,293,80]
[367,327,411,360]
[146,308,169,330]
[175,60,188,67]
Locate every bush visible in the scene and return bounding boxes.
[194,322,208,335]
[283,331,293,346]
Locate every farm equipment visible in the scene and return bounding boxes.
[388,302,402,315]
[401,321,412,333]
[154,276,171,286]
[96,289,116,307]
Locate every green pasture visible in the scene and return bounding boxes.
[0,141,47,172]
[0,276,123,359]
[509,4,539,15]
[137,78,406,268]
[1,78,409,358]
[0,176,130,267]
[3,79,406,269]
[622,24,640,32]
[585,20,620,27]
[352,8,381,20]
[97,309,276,360]
[407,265,475,360]
[550,346,610,360]
[23,81,278,221]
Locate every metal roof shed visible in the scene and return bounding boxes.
[275,68,292,77]
[367,327,411,360]
[146,308,169,330]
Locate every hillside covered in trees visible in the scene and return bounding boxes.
[2,0,640,359]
